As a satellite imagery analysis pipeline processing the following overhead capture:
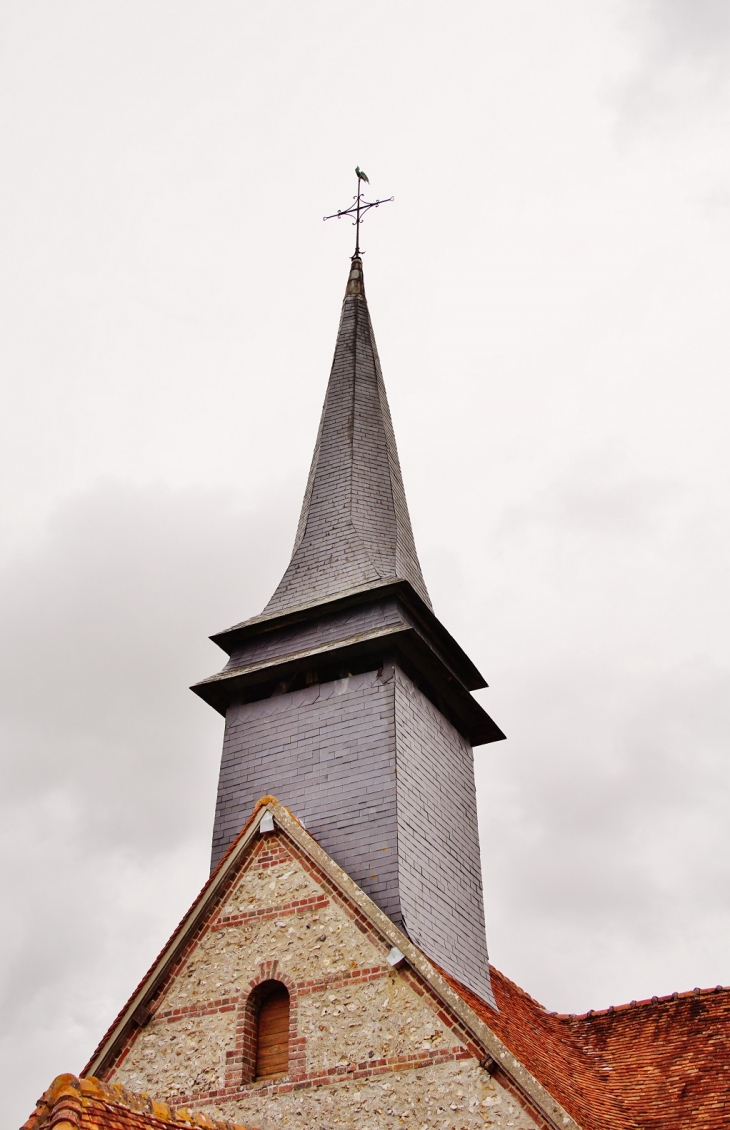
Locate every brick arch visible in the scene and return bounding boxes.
[226,962,305,1087]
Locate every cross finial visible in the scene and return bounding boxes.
[324,168,394,258]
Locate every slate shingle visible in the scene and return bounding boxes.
[264,258,431,614]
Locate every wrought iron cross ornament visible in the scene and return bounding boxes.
[324,168,394,258]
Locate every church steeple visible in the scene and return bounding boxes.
[193,252,503,1008]
[265,258,430,615]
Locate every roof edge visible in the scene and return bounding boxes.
[480,960,730,1024]
[556,982,730,1022]
[208,578,487,691]
[82,797,273,1078]
[270,803,583,1130]
[191,626,504,745]
[21,1073,250,1130]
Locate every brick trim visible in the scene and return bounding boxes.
[214,892,330,929]
[225,963,305,1088]
[151,965,392,1028]
[176,1044,476,1109]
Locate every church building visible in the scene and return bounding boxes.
[23,246,729,1130]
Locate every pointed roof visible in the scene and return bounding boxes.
[80,796,580,1130]
[264,258,431,615]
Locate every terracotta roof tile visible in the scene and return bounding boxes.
[443,966,730,1130]
[20,1074,254,1130]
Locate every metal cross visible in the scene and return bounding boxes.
[323,170,394,258]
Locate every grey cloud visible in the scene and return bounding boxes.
[618,0,730,128]
[0,481,292,853]
[497,468,680,541]
[557,477,679,537]
[0,482,292,1127]
[641,0,730,60]
[480,656,730,1010]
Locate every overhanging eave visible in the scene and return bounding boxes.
[191,624,504,747]
[209,579,488,692]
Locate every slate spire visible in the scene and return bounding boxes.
[264,257,431,615]
[195,252,504,1008]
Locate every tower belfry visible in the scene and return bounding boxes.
[193,252,504,1006]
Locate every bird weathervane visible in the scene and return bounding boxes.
[323,167,394,259]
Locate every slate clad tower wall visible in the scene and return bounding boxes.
[394,670,490,994]
[196,258,503,1008]
[211,662,493,1004]
[212,669,401,923]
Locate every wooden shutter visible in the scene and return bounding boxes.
[256,985,290,1079]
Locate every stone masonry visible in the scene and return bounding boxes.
[106,830,537,1130]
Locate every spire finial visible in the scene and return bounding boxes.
[324,168,394,259]
[345,257,364,298]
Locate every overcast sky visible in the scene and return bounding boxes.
[2,1,730,1124]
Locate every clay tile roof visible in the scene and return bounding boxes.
[444,965,730,1130]
[20,1074,255,1130]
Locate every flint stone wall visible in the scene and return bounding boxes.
[215,1060,539,1130]
[108,841,535,1130]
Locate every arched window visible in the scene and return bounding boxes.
[256,982,290,1079]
